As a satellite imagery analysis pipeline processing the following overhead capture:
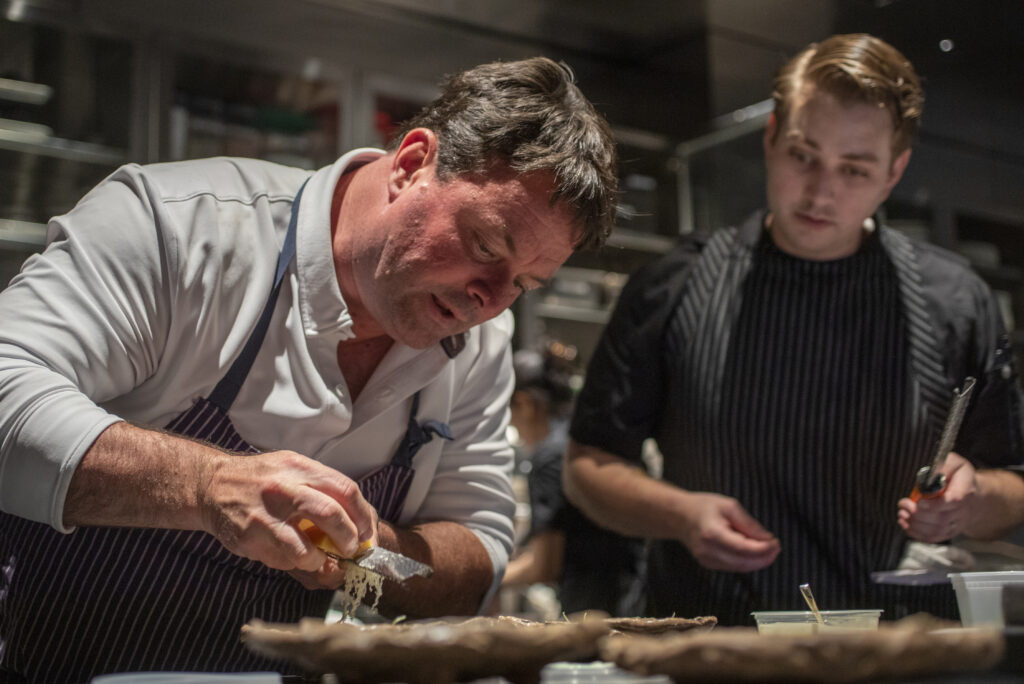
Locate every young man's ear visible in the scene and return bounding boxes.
[388,128,439,199]
[762,112,778,155]
[886,148,912,192]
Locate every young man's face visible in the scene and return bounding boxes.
[350,137,577,349]
[763,82,911,261]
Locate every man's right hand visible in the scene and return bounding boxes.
[64,422,377,575]
[564,439,780,573]
[676,492,781,572]
[199,449,379,572]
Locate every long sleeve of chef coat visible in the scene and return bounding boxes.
[0,173,167,531]
[414,318,517,603]
[0,158,517,588]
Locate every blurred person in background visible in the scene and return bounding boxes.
[503,341,645,617]
[564,33,1024,626]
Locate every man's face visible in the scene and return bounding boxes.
[763,82,911,261]
[350,151,577,349]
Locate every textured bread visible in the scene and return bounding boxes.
[600,621,1003,682]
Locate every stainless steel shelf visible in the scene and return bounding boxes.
[533,302,611,325]
[605,227,676,253]
[554,265,622,284]
[0,126,128,165]
[0,218,47,249]
[0,77,53,106]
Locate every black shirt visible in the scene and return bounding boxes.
[571,212,1024,626]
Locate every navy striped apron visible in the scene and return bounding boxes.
[0,181,452,683]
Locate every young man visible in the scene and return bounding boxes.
[0,57,618,680]
[565,34,1024,626]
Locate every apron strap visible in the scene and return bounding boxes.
[390,391,453,469]
[209,178,308,412]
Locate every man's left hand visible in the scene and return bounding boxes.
[897,452,978,542]
[288,560,347,590]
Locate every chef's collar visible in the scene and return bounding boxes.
[294,147,384,343]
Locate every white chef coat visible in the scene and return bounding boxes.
[0,150,517,591]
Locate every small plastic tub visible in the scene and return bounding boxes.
[752,610,883,635]
[949,570,1024,627]
[541,661,672,683]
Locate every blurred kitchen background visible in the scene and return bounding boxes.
[1,0,1022,366]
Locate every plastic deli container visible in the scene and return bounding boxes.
[950,570,1024,627]
[752,610,883,635]
[541,661,672,683]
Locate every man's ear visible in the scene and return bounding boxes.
[885,147,912,192]
[762,112,778,156]
[388,128,439,199]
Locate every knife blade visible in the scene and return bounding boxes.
[298,519,434,582]
[347,545,433,581]
[911,376,976,500]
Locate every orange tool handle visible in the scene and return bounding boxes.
[910,466,946,502]
[297,519,372,559]
[910,482,946,502]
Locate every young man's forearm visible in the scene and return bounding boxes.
[965,469,1024,540]
[563,438,691,539]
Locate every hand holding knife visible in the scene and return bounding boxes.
[910,377,976,501]
[298,519,433,582]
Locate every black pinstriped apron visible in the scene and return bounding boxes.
[0,181,452,682]
[648,219,959,624]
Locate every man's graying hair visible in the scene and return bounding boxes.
[389,57,618,250]
[772,33,924,156]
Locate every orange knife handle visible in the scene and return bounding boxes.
[297,519,373,558]
[910,466,947,502]
[910,484,947,502]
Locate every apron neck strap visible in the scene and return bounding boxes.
[208,178,309,412]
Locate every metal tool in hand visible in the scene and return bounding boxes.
[910,377,976,501]
[298,519,433,582]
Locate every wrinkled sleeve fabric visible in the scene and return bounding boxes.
[415,312,517,610]
[570,239,703,465]
[0,165,173,531]
[917,243,1024,467]
[961,281,1024,467]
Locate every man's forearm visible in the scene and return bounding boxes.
[374,520,494,618]
[563,438,690,540]
[965,469,1024,540]
[64,421,217,530]
[66,421,377,572]
[565,440,782,573]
